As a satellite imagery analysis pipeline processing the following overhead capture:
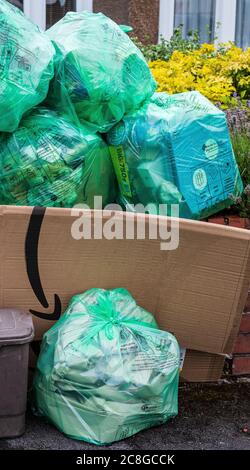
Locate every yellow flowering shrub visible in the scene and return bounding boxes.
[149,43,250,106]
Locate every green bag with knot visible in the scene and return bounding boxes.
[46,11,156,133]
[0,0,55,132]
[34,288,180,445]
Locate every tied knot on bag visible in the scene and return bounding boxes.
[88,292,122,340]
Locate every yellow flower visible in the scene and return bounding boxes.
[149,43,250,106]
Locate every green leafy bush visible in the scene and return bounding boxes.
[132,26,201,62]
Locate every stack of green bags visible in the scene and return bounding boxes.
[34,288,180,445]
[0,2,157,209]
[0,0,243,215]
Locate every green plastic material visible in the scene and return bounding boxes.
[34,288,179,445]
[0,108,116,208]
[0,0,55,133]
[119,25,133,33]
[46,11,156,133]
[107,91,243,220]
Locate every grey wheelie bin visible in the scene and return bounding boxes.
[0,310,34,438]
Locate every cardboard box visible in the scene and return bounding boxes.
[1,205,249,355]
[181,350,225,382]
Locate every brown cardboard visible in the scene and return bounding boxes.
[181,350,225,382]
[0,205,250,354]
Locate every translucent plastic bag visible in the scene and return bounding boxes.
[107,91,243,219]
[0,108,116,208]
[46,11,156,133]
[0,0,55,132]
[34,288,179,445]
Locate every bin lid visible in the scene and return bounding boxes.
[0,310,34,345]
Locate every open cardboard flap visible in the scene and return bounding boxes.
[0,205,249,355]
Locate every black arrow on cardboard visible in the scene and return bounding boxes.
[25,206,62,320]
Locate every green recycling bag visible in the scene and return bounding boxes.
[34,288,179,445]
[0,0,55,132]
[0,108,116,208]
[107,91,243,219]
[46,11,156,133]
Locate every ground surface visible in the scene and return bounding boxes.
[1,381,250,450]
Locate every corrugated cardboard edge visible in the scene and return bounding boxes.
[2,204,250,239]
